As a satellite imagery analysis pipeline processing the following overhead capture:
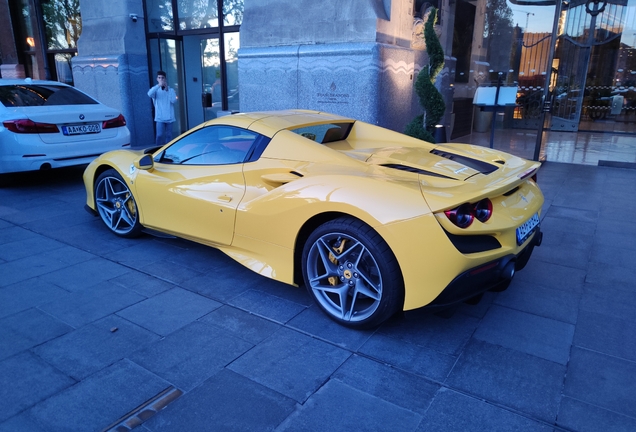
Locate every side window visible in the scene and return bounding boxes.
[159,125,259,165]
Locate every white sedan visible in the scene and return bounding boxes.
[0,78,130,174]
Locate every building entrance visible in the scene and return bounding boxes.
[450,0,635,164]
[144,0,242,134]
[182,34,240,129]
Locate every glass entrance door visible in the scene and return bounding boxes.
[182,32,240,129]
[183,35,221,128]
[551,0,636,134]
[200,34,241,120]
[144,1,243,132]
[148,37,186,138]
[201,38,223,121]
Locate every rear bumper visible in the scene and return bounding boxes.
[427,227,543,308]
[0,130,130,174]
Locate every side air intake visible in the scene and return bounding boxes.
[430,149,499,174]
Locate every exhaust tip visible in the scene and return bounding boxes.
[502,261,516,281]
[490,259,516,293]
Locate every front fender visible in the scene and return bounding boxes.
[82,149,146,212]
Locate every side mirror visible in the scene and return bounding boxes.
[134,154,154,170]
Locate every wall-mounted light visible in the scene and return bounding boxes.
[26,37,35,47]
[129,13,139,22]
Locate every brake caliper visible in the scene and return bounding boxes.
[327,238,347,286]
[125,193,137,216]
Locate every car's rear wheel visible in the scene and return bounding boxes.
[94,169,142,238]
[302,217,404,329]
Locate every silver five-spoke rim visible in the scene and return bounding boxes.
[306,232,382,322]
[95,176,138,235]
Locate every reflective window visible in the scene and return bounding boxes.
[53,53,75,84]
[201,38,222,121]
[149,38,185,137]
[225,32,240,112]
[147,0,174,32]
[552,0,636,134]
[178,0,218,30]
[159,125,258,165]
[9,0,80,83]
[223,0,244,25]
[16,0,37,52]
[146,0,245,31]
[449,0,556,141]
[42,0,81,50]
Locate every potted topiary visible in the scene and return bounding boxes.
[405,7,446,143]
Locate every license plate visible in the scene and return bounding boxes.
[516,213,540,245]
[62,123,101,135]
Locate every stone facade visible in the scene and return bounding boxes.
[238,0,427,133]
[1,0,455,141]
[72,0,153,147]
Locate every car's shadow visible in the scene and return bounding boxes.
[0,165,87,189]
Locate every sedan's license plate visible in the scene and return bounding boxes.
[62,123,101,135]
[516,213,540,245]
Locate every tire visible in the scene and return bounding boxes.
[94,169,142,238]
[301,217,404,329]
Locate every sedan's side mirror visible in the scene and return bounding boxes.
[134,154,154,170]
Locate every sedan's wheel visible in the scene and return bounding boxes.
[302,217,404,329]
[94,169,142,238]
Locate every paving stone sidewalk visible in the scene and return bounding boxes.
[0,162,635,432]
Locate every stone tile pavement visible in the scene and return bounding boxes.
[0,162,635,431]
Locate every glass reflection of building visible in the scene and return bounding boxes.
[447,0,635,161]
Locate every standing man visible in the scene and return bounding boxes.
[148,70,177,146]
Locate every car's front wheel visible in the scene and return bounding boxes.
[302,217,404,329]
[94,169,142,238]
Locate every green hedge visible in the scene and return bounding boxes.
[405,8,446,143]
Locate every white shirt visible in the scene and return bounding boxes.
[147,85,177,122]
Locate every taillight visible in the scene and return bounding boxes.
[444,198,493,228]
[102,114,126,129]
[3,119,59,134]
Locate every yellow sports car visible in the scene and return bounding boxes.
[83,110,543,328]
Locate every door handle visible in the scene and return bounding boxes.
[218,194,233,202]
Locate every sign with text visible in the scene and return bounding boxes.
[473,87,518,106]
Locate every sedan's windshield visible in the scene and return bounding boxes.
[0,84,98,107]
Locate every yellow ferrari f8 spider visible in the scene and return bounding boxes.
[83,110,544,328]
